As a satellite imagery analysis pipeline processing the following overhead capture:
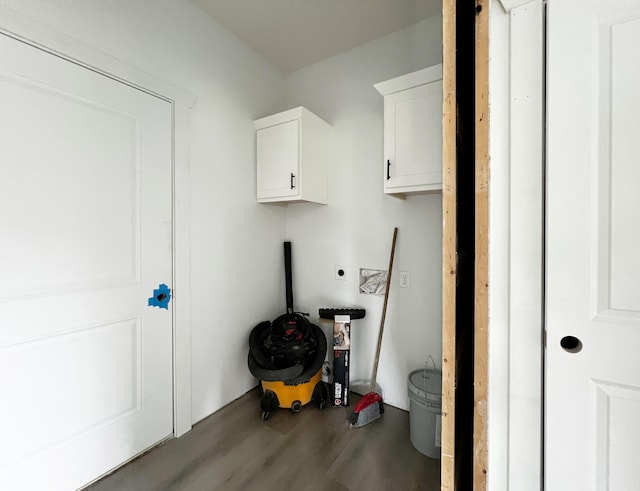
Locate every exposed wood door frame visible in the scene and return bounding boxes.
[441,0,490,488]
[474,0,490,488]
[441,0,457,486]
[443,1,546,489]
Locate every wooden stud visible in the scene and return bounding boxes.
[441,0,457,488]
[474,0,490,489]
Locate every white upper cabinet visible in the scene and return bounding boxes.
[254,106,330,204]
[374,64,443,197]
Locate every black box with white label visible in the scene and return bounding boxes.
[333,348,349,406]
[332,317,351,406]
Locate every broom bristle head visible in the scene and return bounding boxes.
[350,392,384,428]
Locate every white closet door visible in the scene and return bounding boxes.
[546,1,640,489]
[0,31,173,491]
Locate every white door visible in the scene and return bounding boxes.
[0,31,173,491]
[546,1,640,489]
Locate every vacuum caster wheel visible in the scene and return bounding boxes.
[313,381,330,410]
[291,400,302,413]
[260,390,278,420]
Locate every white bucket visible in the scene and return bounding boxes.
[407,368,442,459]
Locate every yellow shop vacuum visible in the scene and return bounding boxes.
[248,242,328,420]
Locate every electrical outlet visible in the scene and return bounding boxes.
[335,265,348,281]
[399,270,410,288]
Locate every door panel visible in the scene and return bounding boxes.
[3,318,141,464]
[600,15,640,317]
[0,31,173,490]
[384,81,442,189]
[546,1,640,489]
[593,381,640,489]
[256,120,299,199]
[1,74,139,296]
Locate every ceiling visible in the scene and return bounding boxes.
[190,0,442,73]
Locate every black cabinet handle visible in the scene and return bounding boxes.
[387,160,391,180]
[290,173,296,189]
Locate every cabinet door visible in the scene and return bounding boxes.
[384,80,442,193]
[256,119,300,201]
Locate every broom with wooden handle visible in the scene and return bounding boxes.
[350,227,397,428]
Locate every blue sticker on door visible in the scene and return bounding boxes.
[148,284,171,309]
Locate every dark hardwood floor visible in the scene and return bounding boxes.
[86,387,440,491]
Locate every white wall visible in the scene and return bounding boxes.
[4,0,446,421]
[1,0,289,423]
[281,16,444,410]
